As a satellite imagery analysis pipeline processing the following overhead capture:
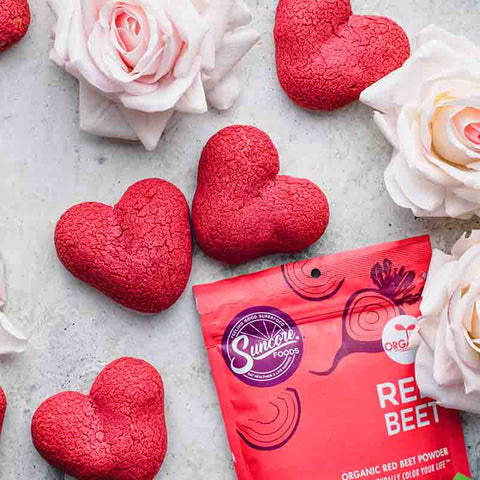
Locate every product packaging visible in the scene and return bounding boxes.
[194,236,470,480]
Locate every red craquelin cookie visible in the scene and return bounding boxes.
[0,0,30,53]
[274,0,410,111]
[0,387,6,438]
[32,357,167,480]
[55,179,192,314]
[192,125,329,264]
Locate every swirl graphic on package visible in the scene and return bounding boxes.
[311,259,422,376]
[237,388,301,450]
[222,307,303,387]
[282,258,344,301]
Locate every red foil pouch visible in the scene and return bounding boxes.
[194,236,471,480]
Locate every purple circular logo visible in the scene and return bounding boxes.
[222,306,303,387]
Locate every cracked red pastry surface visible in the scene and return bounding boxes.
[31,357,167,480]
[55,178,192,313]
[274,0,410,111]
[0,0,30,53]
[0,387,6,438]
[192,125,329,264]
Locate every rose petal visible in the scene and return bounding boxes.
[48,0,77,65]
[201,0,234,45]
[0,254,6,308]
[0,312,27,355]
[420,249,455,317]
[451,231,480,262]
[447,289,480,393]
[202,28,260,89]
[362,40,462,113]
[205,69,240,110]
[472,301,480,338]
[120,58,202,112]
[391,152,445,212]
[175,73,208,113]
[415,342,480,414]
[416,24,478,53]
[228,0,252,30]
[432,106,480,165]
[372,112,398,150]
[384,157,417,209]
[453,107,480,150]
[161,0,210,78]
[433,308,461,386]
[445,192,480,218]
[398,104,459,187]
[67,7,120,93]
[88,23,159,95]
[79,82,138,141]
[360,65,407,116]
[418,317,439,352]
[79,0,109,35]
[448,244,480,296]
[119,106,174,151]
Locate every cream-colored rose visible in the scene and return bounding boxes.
[48,0,260,150]
[360,25,480,219]
[0,254,27,355]
[415,231,480,413]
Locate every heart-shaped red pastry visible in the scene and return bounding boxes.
[192,125,329,264]
[55,179,192,313]
[0,387,6,438]
[32,358,167,480]
[274,0,410,110]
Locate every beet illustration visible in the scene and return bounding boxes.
[0,387,6,438]
[310,259,423,376]
[237,388,301,451]
[0,0,30,53]
[282,258,344,301]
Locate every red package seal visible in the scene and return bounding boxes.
[194,236,470,480]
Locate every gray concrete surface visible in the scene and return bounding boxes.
[1,0,480,478]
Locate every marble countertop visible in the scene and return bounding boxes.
[1,0,480,478]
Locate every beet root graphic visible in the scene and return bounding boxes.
[310,259,423,376]
[237,388,301,451]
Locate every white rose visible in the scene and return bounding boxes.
[48,0,260,150]
[415,231,480,413]
[0,254,27,355]
[360,25,480,219]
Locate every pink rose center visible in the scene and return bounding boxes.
[465,122,480,146]
[115,10,144,53]
[453,107,480,148]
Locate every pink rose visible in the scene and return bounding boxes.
[415,231,480,413]
[361,26,480,219]
[48,0,260,150]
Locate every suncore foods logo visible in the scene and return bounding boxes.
[382,315,418,365]
[222,306,303,387]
